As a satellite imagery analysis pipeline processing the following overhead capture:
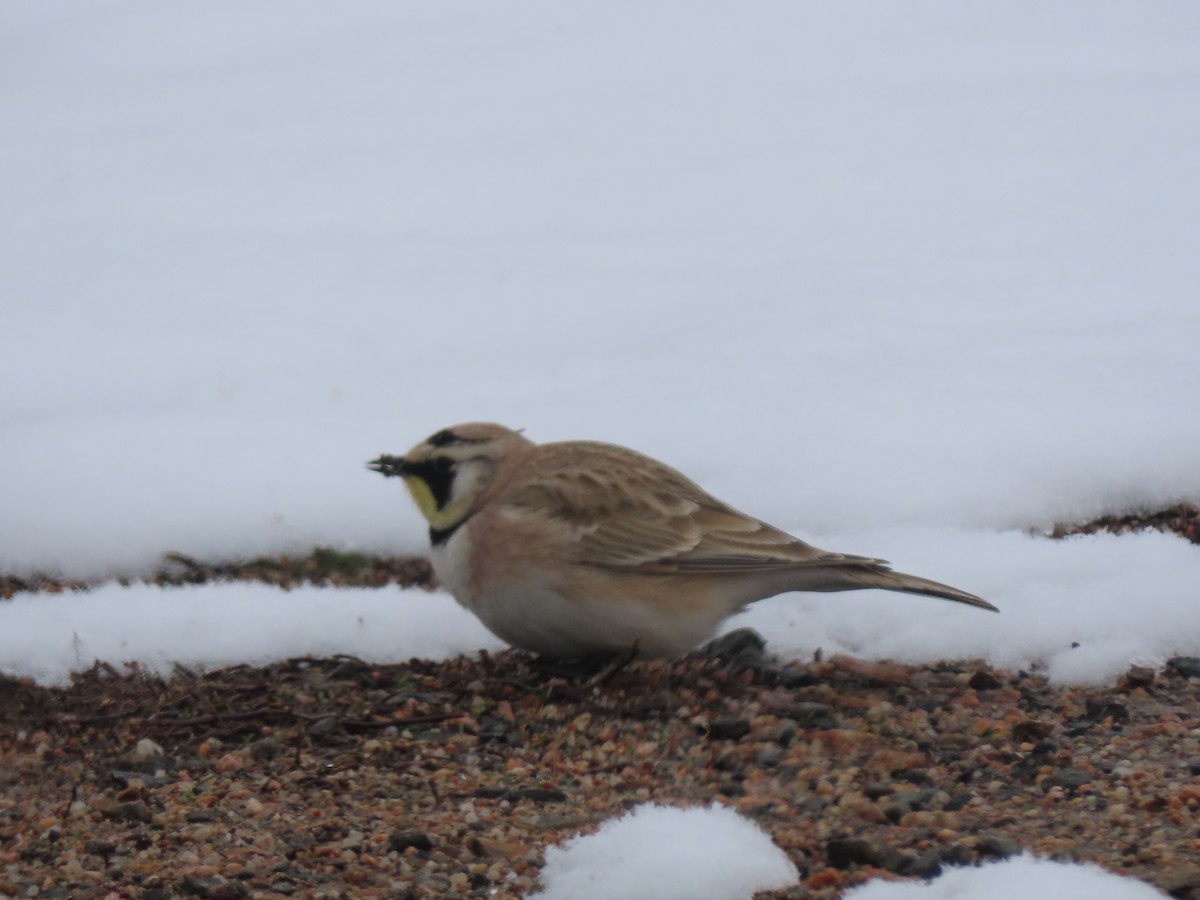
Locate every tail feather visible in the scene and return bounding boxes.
[849,567,997,612]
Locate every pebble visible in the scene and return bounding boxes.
[706,717,752,741]
[1042,767,1092,791]
[134,738,165,760]
[389,830,434,854]
[976,834,1021,859]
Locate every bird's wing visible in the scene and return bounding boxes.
[504,442,882,573]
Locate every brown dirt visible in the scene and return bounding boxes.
[2,652,1199,899]
[2,505,1198,898]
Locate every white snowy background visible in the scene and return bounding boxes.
[2,3,1197,897]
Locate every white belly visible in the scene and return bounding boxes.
[430,525,722,657]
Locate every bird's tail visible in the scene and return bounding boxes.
[845,567,997,612]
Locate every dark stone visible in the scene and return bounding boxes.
[1166,657,1200,678]
[185,810,216,823]
[706,717,752,741]
[1011,720,1055,742]
[891,789,938,811]
[474,786,564,802]
[968,670,1003,690]
[248,737,280,760]
[1159,863,1200,899]
[84,840,116,857]
[135,754,172,775]
[755,745,785,768]
[863,782,894,800]
[778,667,820,688]
[209,882,250,900]
[940,844,974,866]
[281,832,315,857]
[702,628,768,668]
[1085,698,1129,723]
[305,717,341,737]
[110,800,151,823]
[903,850,942,878]
[943,792,971,812]
[977,834,1021,859]
[1042,767,1092,791]
[510,788,567,803]
[180,878,220,897]
[787,702,840,731]
[388,829,434,853]
[1185,757,1200,776]
[110,769,172,789]
[478,716,522,747]
[882,803,908,824]
[826,837,904,871]
[1121,666,1156,689]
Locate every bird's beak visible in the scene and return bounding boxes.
[367,454,409,478]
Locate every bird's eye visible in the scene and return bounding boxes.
[432,456,454,472]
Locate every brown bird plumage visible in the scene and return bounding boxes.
[370,423,996,658]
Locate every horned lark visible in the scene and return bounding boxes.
[368,423,996,659]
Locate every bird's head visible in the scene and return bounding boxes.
[368,423,530,534]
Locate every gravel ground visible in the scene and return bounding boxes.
[2,649,1200,900]
[2,506,1198,899]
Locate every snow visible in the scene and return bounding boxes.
[0,4,1196,895]
[530,803,799,900]
[0,583,503,686]
[841,854,1167,899]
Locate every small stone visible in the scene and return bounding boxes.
[1042,767,1092,791]
[108,800,151,823]
[1166,657,1200,678]
[1119,666,1156,690]
[1011,720,1055,742]
[180,876,220,897]
[110,769,172,789]
[510,788,567,803]
[787,702,840,730]
[702,628,767,668]
[213,753,242,774]
[755,745,785,768]
[248,737,279,761]
[883,803,909,824]
[968,670,1003,691]
[208,882,249,900]
[84,840,116,857]
[135,738,165,760]
[706,717,752,741]
[827,837,904,871]
[863,782,895,800]
[940,844,974,866]
[903,850,942,878]
[1158,863,1200,898]
[477,716,521,747]
[1185,757,1200,776]
[305,717,341,737]
[389,829,433,854]
[1085,698,1129,723]
[977,834,1021,859]
[892,789,938,811]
